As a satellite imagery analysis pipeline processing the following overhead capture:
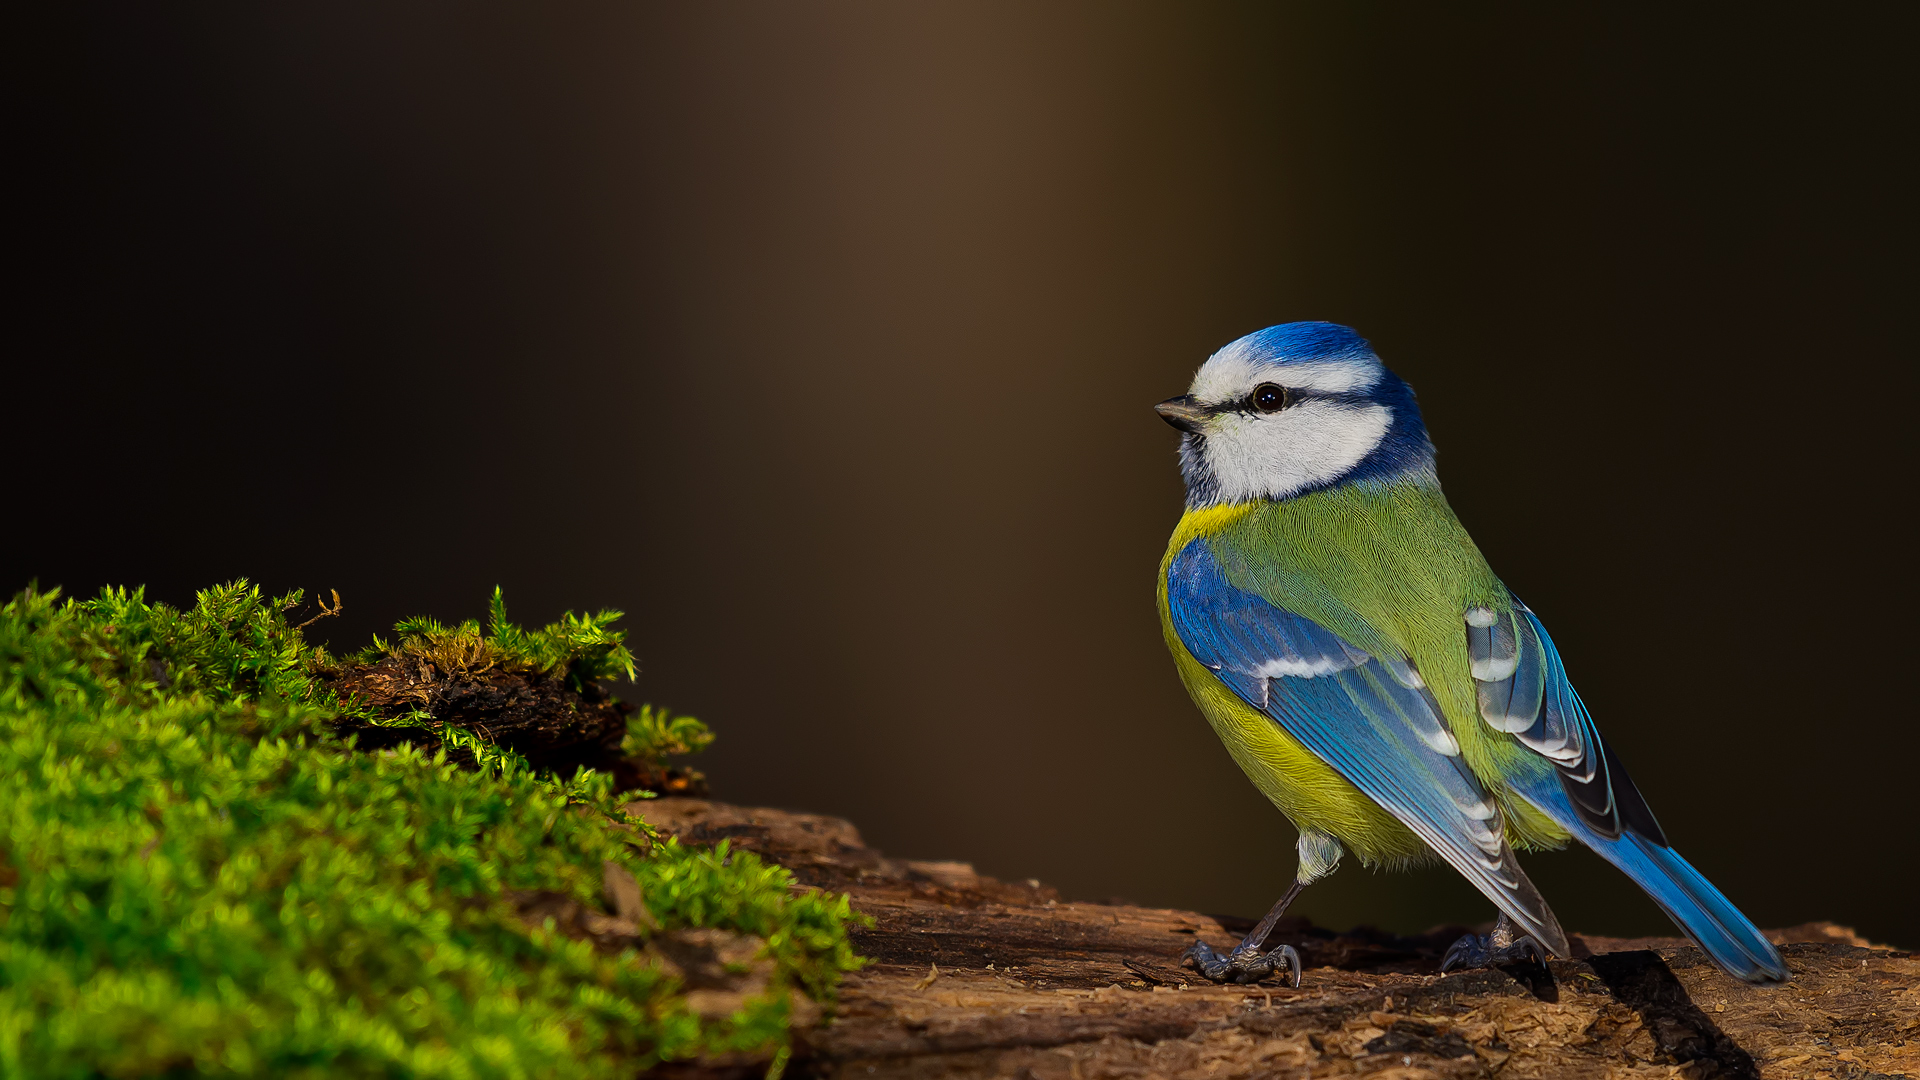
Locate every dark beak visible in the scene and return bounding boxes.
[1155,395,1208,434]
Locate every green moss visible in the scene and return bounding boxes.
[368,586,638,692]
[0,583,861,1078]
[622,705,714,768]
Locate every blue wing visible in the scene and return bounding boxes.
[1166,539,1570,957]
[1470,604,1789,983]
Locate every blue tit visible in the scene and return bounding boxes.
[1154,321,1788,986]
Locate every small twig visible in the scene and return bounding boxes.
[293,589,344,631]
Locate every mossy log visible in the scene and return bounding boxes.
[319,653,709,794]
[636,799,1916,1080]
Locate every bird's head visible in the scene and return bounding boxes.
[1158,322,1435,507]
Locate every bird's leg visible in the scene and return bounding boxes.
[1440,912,1548,972]
[1181,879,1305,987]
[1178,831,1338,987]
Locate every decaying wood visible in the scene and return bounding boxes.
[316,659,707,794]
[322,653,625,758]
[635,798,1917,1080]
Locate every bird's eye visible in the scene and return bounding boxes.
[1250,383,1289,413]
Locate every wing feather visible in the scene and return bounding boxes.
[1168,539,1568,955]
[1470,601,1665,844]
[1464,600,1786,982]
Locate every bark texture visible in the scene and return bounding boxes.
[636,798,1916,1080]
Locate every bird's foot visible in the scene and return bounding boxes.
[1182,939,1302,987]
[1440,931,1547,972]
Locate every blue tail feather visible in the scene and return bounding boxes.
[1593,834,1790,983]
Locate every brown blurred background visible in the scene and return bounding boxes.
[13,5,1916,946]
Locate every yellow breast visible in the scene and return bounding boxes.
[1157,505,1429,868]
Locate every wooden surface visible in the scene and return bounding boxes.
[635,798,1916,1079]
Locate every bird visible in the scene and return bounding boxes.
[1153,321,1788,987]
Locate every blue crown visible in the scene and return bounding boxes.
[1236,322,1377,365]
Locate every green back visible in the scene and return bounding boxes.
[1199,479,1564,834]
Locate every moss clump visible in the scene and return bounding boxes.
[620,705,716,797]
[369,587,638,692]
[624,705,715,763]
[318,588,643,782]
[0,582,861,1078]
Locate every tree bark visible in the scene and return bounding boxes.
[637,798,1916,1080]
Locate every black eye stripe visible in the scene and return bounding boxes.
[1201,384,1355,417]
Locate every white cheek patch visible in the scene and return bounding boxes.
[1204,401,1393,501]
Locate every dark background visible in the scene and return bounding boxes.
[14,5,1916,947]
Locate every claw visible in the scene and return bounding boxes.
[1162,882,1310,988]
[1182,939,1303,987]
[1440,930,1548,972]
[1440,935,1480,973]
